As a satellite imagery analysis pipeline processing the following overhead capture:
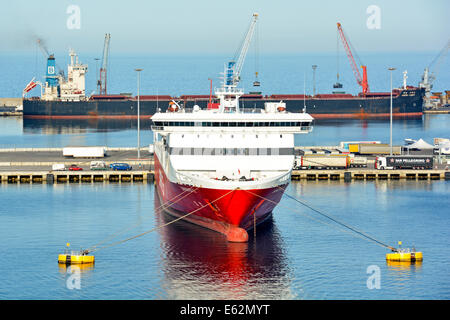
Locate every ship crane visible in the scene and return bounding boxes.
[225,13,259,87]
[336,22,369,94]
[419,39,449,108]
[98,33,111,95]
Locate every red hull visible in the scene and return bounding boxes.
[154,154,287,242]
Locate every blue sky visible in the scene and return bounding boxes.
[1,0,449,54]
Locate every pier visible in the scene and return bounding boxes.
[291,169,448,181]
[0,170,154,184]
[1,168,448,184]
[0,147,448,184]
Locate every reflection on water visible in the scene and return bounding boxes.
[0,114,445,148]
[154,192,296,300]
[23,118,153,135]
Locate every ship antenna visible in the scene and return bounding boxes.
[303,72,306,113]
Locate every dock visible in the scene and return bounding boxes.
[0,147,448,184]
[291,169,448,181]
[1,168,448,184]
[0,170,154,184]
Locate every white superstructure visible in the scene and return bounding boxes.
[41,49,88,102]
[152,95,314,190]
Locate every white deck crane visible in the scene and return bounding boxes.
[419,40,449,108]
[225,13,259,88]
[98,33,111,95]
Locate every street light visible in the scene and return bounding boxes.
[388,67,396,156]
[312,65,317,96]
[135,68,143,159]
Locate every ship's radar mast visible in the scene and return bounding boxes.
[217,13,259,113]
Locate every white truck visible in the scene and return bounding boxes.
[52,163,66,171]
[63,146,106,158]
[90,160,107,170]
[375,156,434,170]
[294,155,349,169]
[348,154,368,168]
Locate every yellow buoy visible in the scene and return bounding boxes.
[386,250,423,262]
[58,253,95,264]
[58,244,94,265]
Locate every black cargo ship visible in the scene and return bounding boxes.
[23,86,424,119]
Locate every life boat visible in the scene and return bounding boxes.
[168,102,179,112]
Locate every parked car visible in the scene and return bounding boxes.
[90,160,107,170]
[110,163,132,171]
[68,164,83,171]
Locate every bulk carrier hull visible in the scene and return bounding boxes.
[23,87,424,119]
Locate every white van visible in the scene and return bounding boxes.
[90,160,107,170]
[52,163,66,171]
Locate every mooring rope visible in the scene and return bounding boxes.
[244,187,396,251]
[86,185,200,252]
[87,188,237,253]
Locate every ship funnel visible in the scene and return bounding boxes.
[46,55,59,87]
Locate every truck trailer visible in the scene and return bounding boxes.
[63,146,106,158]
[375,156,434,170]
[294,154,350,169]
[349,143,401,155]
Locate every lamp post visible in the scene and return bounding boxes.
[135,68,143,159]
[388,67,396,156]
[312,65,317,96]
[208,78,212,108]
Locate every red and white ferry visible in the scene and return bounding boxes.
[151,85,313,242]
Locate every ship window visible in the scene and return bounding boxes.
[246,122,253,127]
[163,122,169,126]
[229,122,237,127]
[212,122,220,127]
[221,122,228,127]
[195,122,202,127]
[279,148,294,155]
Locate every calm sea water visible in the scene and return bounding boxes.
[0,114,448,148]
[0,180,449,300]
[0,52,449,300]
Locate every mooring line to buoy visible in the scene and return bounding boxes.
[244,187,396,251]
[86,185,200,252]
[87,188,237,253]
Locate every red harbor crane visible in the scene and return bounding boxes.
[337,22,369,94]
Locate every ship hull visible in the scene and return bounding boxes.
[154,154,287,242]
[23,88,424,119]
